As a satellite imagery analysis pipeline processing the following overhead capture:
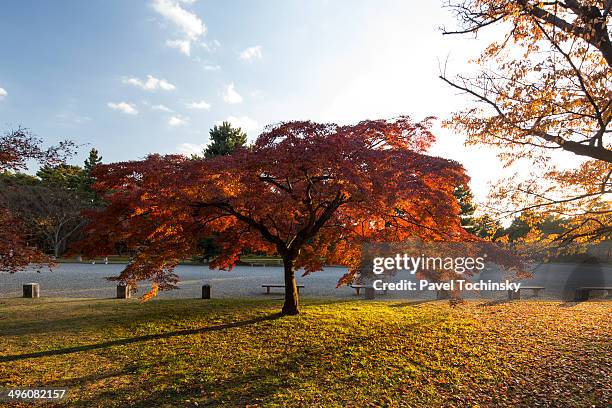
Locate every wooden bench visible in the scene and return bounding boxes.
[575,286,612,301]
[250,262,283,267]
[350,284,387,295]
[508,286,545,300]
[262,284,304,294]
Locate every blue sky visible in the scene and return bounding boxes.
[0,0,504,202]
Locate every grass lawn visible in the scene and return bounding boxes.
[0,298,610,407]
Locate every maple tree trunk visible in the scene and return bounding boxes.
[281,257,299,316]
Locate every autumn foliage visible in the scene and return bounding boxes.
[0,128,75,272]
[78,117,472,314]
[0,208,49,273]
[442,0,611,246]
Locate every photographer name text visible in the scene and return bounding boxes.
[372,279,521,292]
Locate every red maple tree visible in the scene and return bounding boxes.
[79,118,472,315]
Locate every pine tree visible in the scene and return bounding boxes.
[200,124,247,259]
[203,122,247,158]
[84,148,102,175]
[454,185,476,232]
[36,164,87,191]
[82,148,103,203]
[454,184,501,239]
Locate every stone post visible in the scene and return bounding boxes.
[364,287,376,300]
[437,289,450,300]
[508,289,520,300]
[117,284,131,299]
[23,283,40,298]
[202,284,211,299]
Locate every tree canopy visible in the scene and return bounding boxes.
[0,128,75,272]
[84,148,103,175]
[37,164,87,190]
[203,121,248,158]
[0,128,75,172]
[77,117,472,314]
[441,0,611,245]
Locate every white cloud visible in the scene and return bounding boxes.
[250,89,264,98]
[151,0,205,39]
[222,83,243,104]
[186,100,211,110]
[108,102,138,115]
[218,116,261,136]
[152,0,205,57]
[123,75,176,91]
[201,39,221,52]
[177,142,206,156]
[203,64,221,71]
[168,115,188,126]
[55,111,91,125]
[0,87,7,99]
[151,104,173,112]
[166,39,191,56]
[239,45,263,61]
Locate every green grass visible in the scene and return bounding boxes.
[0,298,610,407]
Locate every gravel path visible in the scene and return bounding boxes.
[1,262,610,300]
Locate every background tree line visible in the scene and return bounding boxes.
[0,122,246,261]
[1,122,599,263]
[455,184,609,262]
[0,147,102,258]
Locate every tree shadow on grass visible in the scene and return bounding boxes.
[0,299,278,337]
[1,298,348,338]
[0,313,282,363]
[0,307,184,338]
[66,335,344,408]
[43,367,133,388]
[139,354,310,408]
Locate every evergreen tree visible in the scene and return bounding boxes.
[36,164,87,191]
[500,212,565,243]
[84,148,102,175]
[199,124,247,261]
[82,148,103,203]
[454,185,477,233]
[472,214,502,240]
[203,122,247,158]
[454,184,502,239]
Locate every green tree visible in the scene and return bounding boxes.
[454,185,476,233]
[82,148,103,203]
[0,171,39,186]
[454,185,502,239]
[203,122,247,158]
[472,214,502,240]
[199,124,247,260]
[36,164,87,191]
[84,148,102,175]
[500,212,566,243]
